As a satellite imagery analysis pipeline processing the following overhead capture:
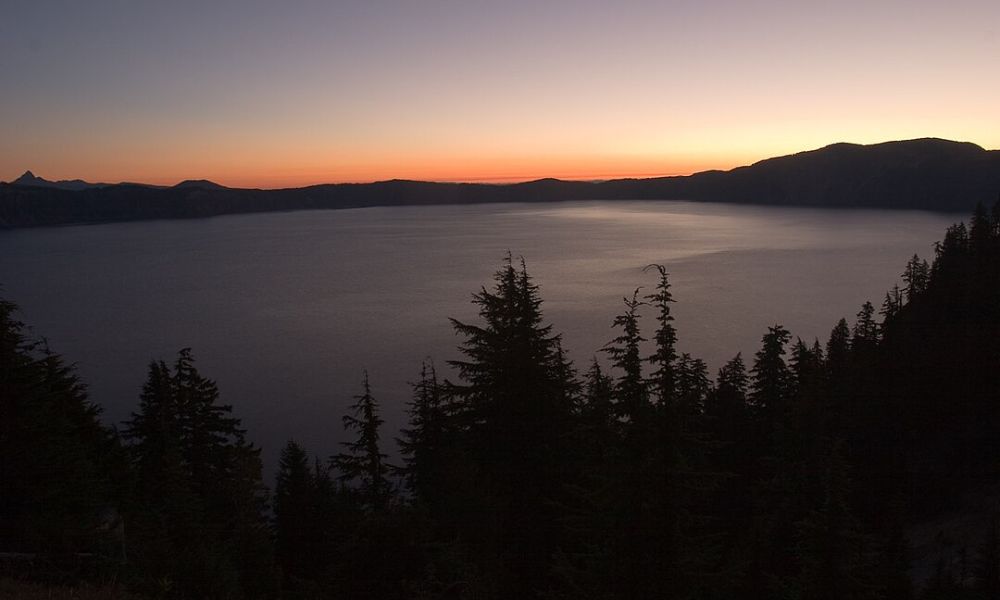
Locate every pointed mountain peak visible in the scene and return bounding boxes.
[15,170,44,183]
[11,171,106,191]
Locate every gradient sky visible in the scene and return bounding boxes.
[2,0,998,188]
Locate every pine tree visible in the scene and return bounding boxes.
[715,353,749,404]
[396,360,447,505]
[644,264,678,407]
[881,285,903,321]
[309,457,355,579]
[932,222,969,280]
[552,341,582,422]
[552,359,620,598]
[125,360,181,483]
[448,255,576,461]
[600,288,658,597]
[745,325,803,596]
[602,289,649,423]
[704,353,752,523]
[122,349,274,598]
[172,349,262,544]
[0,297,117,556]
[789,338,827,447]
[587,282,720,598]
[332,370,391,511]
[790,338,824,397]
[123,360,203,550]
[705,353,752,513]
[446,255,578,593]
[579,358,616,454]
[901,255,930,303]
[749,325,792,415]
[826,319,852,379]
[852,301,879,347]
[675,352,711,417]
[970,202,992,258]
[274,440,315,583]
[582,358,614,417]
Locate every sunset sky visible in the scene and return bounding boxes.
[2,0,998,188]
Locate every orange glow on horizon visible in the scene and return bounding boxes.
[1,154,760,190]
[4,130,996,190]
[4,2,999,193]
[215,159,738,189]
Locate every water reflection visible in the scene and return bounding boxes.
[0,200,955,473]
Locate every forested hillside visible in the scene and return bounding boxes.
[2,201,999,598]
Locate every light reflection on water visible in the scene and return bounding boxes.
[0,200,957,473]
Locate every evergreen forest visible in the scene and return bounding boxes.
[2,202,1000,599]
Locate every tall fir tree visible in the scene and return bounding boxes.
[710,353,749,422]
[902,255,931,303]
[446,255,578,595]
[395,360,448,506]
[578,358,616,456]
[0,297,118,556]
[749,324,793,416]
[674,352,711,417]
[852,301,879,348]
[881,285,903,322]
[332,370,391,511]
[602,288,649,424]
[273,440,315,583]
[644,264,679,407]
[122,349,275,599]
[826,319,852,379]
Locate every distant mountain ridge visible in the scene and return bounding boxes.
[11,170,111,191]
[9,170,173,191]
[172,179,228,190]
[3,138,999,228]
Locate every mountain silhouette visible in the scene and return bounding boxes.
[3,138,999,228]
[11,170,109,191]
[602,138,998,209]
[173,179,228,190]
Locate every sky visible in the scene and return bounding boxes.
[1,0,998,188]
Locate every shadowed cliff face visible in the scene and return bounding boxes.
[4,138,999,228]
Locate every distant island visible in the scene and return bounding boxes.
[2,138,998,228]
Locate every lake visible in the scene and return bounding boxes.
[0,200,959,474]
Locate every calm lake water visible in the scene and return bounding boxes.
[0,201,958,473]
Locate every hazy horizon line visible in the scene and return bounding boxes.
[1,168,706,190]
[4,136,993,191]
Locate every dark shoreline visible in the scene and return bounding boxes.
[3,138,997,229]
